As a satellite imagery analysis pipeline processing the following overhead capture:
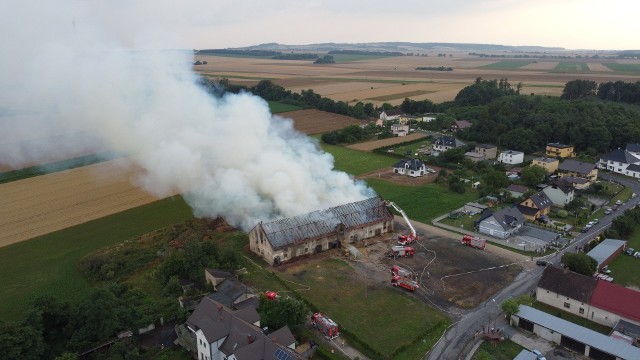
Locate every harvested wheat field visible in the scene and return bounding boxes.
[347,133,427,151]
[0,158,164,247]
[277,109,365,134]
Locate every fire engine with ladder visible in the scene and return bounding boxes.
[385,201,418,245]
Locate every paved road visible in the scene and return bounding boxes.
[426,173,640,360]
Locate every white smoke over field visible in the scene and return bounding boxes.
[1,2,374,230]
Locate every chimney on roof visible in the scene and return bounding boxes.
[247,334,254,344]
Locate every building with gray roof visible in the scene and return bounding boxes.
[477,206,525,239]
[393,158,428,177]
[185,297,300,360]
[586,239,627,270]
[598,146,640,179]
[249,196,394,265]
[511,305,640,359]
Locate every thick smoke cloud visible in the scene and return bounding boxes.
[1,2,374,230]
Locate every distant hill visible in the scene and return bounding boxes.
[236,42,565,53]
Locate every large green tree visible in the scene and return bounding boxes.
[258,295,308,330]
[520,165,547,187]
[561,253,597,276]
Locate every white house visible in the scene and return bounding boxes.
[477,207,525,239]
[393,158,428,177]
[598,146,640,178]
[498,150,524,165]
[541,181,575,208]
[391,124,409,136]
[432,136,465,153]
[379,109,405,122]
[186,297,299,360]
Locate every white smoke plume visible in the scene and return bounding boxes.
[0,2,374,230]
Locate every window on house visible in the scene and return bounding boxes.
[564,302,570,309]
[579,308,584,314]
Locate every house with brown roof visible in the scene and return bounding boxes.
[536,266,597,319]
[450,120,472,132]
[249,197,394,265]
[536,266,640,328]
[558,159,598,189]
[185,297,299,360]
[517,191,553,220]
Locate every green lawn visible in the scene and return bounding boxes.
[610,187,634,205]
[531,302,612,334]
[603,62,640,74]
[553,62,590,72]
[440,213,479,232]
[607,228,640,288]
[474,339,524,360]
[0,196,193,322]
[389,139,432,157]
[366,179,478,223]
[267,101,303,113]
[279,258,449,358]
[319,143,398,175]
[480,61,534,70]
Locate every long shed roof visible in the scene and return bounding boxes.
[258,196,393,250]
[516,305,640,359]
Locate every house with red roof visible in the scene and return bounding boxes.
[590,280,640,327]
[536,267,640,328]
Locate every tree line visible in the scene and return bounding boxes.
[562,79,640,105]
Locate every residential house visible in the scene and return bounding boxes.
[185,297,299,360]
[450,120,472,132]
[535,266,640,328]
[510,305,640,359]
[598,145,640,178]
[379,109,405,122]
[586,239,627,271]
[432,136,465,153]
[531,157,559,174]
[498,150,524,165]
[477,207,525,239]
[541,180,575,207]
[390,124,409,136]
[249,196,394,265]
[393,158,428,177]
[558,159,598,189]
[517,191,552,220]
[475,144,497,159]
[536,266,597,319]
[545,142,575,158]
[506,184,529,198]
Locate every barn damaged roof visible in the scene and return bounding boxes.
[259,196,393,250]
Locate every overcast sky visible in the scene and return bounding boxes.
[85,0,639,51]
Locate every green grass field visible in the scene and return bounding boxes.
[603,62,640,73]
[319,143,398,175]
[267,101,303,113]
[0,196,193,322]
[366,90,434,102]
[279,258,449,358]
[390,139,433,157]
[607,226,640,288]
[480,61,534,70]
[553,62,590,72]
[474,340,524,360]
[365,179,478,223]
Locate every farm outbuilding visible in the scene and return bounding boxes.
[586,239,627,270]
[249,196,394,265]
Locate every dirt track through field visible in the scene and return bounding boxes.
[0,159,163,247]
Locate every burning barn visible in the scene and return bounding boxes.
[249,196,394,265]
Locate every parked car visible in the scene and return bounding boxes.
[586,221,595,227]
[592,218,599,224]
[626,248,635,256]
[536,260,548,266]
[581,227,589,233]
[612,205,619,211]
[604,208,612,215]
[616,200,623,205]
[532,349,547,360]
